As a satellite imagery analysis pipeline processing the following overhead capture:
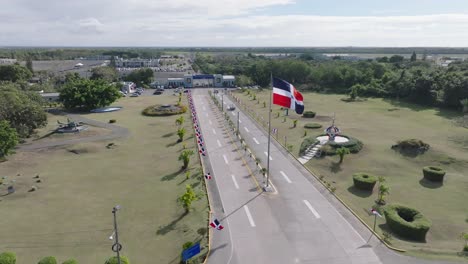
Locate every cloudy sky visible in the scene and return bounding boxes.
[1,0,468,46]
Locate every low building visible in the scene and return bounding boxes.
[40,92,60,102]
[0,58,17,65]
[115,58,159,68]
[153,74,236,88]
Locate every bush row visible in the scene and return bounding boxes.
[383,204,431,241]
[0,252,130,264]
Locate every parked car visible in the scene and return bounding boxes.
[156,87,164,92]
[183,89,189,93]
[153,91,162,95]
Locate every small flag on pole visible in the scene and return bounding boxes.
[371,208,382,217]
[210,219,224,230]
[204,173,212,180]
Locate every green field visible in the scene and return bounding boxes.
[232,89,468,259]
[0,94,209,263]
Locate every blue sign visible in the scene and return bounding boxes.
[182,243,201,261]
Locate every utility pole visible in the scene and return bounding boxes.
[112,205,122,264]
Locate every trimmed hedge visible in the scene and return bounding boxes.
[38,256,57,264]
[62,260,78,264]
[422,166,446,182]
[320,134,364,155]
[104,256,130,264]
[302,111,316,118]
[352,173,377,191]
[299,137,319,156]
[384,204,431,241]
[392,139,430,155]
[142,104,187,116]
[0,252,16,264]
[304,123,322,129]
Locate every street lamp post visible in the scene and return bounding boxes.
[112,205,122,264]
[237,111,240,136]
[221,94,224,111]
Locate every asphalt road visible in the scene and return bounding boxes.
[193,90,382,264]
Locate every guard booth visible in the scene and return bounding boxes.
[183,74,236,88]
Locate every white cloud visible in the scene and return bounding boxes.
[0,0,467,47]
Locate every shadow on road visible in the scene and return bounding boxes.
[220,192,262,222]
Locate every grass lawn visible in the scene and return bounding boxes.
[0,94,209,263]
[232,89,468,259]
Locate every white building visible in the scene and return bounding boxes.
[0,59,17,65]
[121,82,136,94]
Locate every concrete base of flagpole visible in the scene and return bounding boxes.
[263,184,273,192]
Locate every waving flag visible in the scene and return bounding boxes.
[210,219,224,230]
[273,77,304,114]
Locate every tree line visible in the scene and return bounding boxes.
[195,53,468,110]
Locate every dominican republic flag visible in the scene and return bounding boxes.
[205,173,212,180]
[273,77,304,115]
[371,208,382,217]
[210,219,224,230]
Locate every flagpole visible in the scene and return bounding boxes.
[265,73,273,190]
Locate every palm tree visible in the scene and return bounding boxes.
[377,184,390,205]
[179,149,194,169]
[177,127,186,142]
[175,116,184,127]
[179,185,197,213]
[336,147,350,163]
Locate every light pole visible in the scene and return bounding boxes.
[237,111,240,136]
[112,205,122,264]
[221,94,224,111]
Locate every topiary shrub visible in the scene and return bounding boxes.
[304,123,322,129]
[352,173,378,191]
[62,260,78,264]
[302,111,316,118]
[299,137,319,156]
[0,252,16,264]
[391,139,430,156]
[38,256,57,264]
[322,134,364,155]
[104,256,130,264]
[142,104,187,116]
[422,166,446,182]
[383,204,431,241]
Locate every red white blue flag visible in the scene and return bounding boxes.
[210,219,224,230]
[273,77,304,115]
[205,173,212,180]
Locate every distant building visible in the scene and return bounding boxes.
[115,58,159,68]
[40,92,60,102]
[77,55,113,60]
[0,58,17,65]
[153,74,236,88]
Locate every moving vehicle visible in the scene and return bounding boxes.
[227,104,236,111]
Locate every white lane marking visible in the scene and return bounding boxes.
[209,120,212,125]
[280,171,292,183]
[223,102,226,105]
[212,128,217,135]
[239,119,242,123]
[303,200,321,219]
[217,140,222,147]
[244,205,256,227]
[205,113,209,117]
[244,127,249,133]
[264,152,273,160]
[203,106,206,111]
[231,112,235,116]
[223,155,229,164]
[253,138,260,144]
[231,174,239,189]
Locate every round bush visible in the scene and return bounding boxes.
[304,123,322,129]
[0,252,16,264]
[104,256,130,264]
[109,119,116,124]
[352,173,377,191]
[383,204,431,241]
[38,256,57,264]
[302,111,316,118]
[422,166,446,182]
[142,104,187,116]
[62,260,78,264]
